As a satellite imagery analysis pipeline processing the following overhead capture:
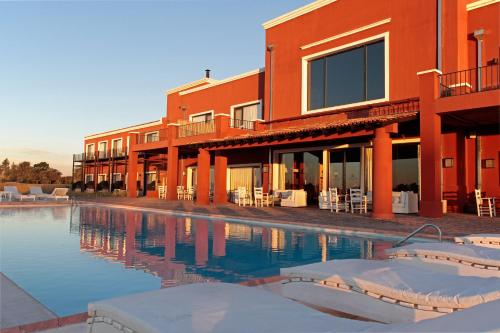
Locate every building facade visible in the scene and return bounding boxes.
[74,0,500,218]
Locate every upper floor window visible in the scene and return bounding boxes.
[191,112,213,123]
[232,101,261,129]
[144,131,159,143]
[308,40,385,111]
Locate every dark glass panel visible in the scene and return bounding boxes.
[345,148,361,189]
[329,151,344,191]
[326,46,365,107]
[367,40,385,100]
[392,144,419,193]
[309,58,325,110]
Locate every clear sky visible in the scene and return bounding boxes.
[0,0,310,175]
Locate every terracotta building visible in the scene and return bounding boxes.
[73,0,500,218]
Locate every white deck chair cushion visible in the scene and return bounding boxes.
[88,282,375,333]
[281,259,500,309]
[386,242,500,269]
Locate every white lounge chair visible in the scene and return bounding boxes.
[277,259,500,323]
[29,187,69,200]
[386,242,500,277]
[392,191,418,214]
[86,283,500,333]
[280,190,307,207]
[455,234,500,249]
[4,186,36,201]
[29,186,47,200]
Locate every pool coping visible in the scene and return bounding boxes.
[73,201,446,242]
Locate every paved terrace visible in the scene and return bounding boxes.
[63,197,500,240]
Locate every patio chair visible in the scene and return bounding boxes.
[50,188,69,200]
[176,186,184,200]
[349,188,367,213]
[475,189,496,217]
[29,186,48,200]
[158,185,166,199]
[254,187,271,207]
[184,187,195,201]
[4,186,36,201]
[237,187,252,206]
[328,187,341,213]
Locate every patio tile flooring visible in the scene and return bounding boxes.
[75,197,499,240]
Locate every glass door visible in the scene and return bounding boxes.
[329,148,361,193]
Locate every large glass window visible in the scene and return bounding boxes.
[233,102,261,129]
[329,148,361,192]
[392,144,419,193]
[191,112,212,123]
[308,40,385,110]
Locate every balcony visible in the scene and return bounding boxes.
[73,150,127,162]
[439,63,499,98]
[136,129,168,144]
[178,120,215,138]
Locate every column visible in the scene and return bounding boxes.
[196,148,211,205]
[419,70,443,217]
[372,126,394,219]
[166,146,179,200]
[195,220,208,266]
[213,151,228,204]
[212,221,226,257]
[127,134,139,198]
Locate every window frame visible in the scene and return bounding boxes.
[189,110,214,123]
[301,32,389,115]
[144,131,160,143]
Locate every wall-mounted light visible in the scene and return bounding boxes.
[442,158,454,168]
[483,159,494,169]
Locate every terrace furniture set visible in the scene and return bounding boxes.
[0,186,69,202]
[176,185,196,200]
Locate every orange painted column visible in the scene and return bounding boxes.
[214,151,228,204]
[372,126,394,219]
[164,216,176,260]
[195,220,208,266]
[213,221,226,257]
[196,148,211,205]
[419,70,443,217]
[166,145,179,200]
[127,134,139,198]
[125,211,138,266]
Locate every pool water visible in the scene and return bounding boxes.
[0,205,393,316]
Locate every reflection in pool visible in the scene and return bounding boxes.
[0,205,392,316]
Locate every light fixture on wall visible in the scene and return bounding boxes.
[442,158,454,168]
[483,159,494,169]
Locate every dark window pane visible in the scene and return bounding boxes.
[367,41,385,100]
[326,46,365,107]
[392,144,419,193]
[309,58,325,110]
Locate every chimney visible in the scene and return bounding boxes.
[205,69,211,78]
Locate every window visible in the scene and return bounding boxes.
[85,174,94,184]
[97,174,107,183]
[112,139,123,156]
[98,141,108,158]
[144,132,159,143]
[308,40,385,111]
[392,144,419,193]
[232,102,261,129]
[86,144,95,158]
[112,173,122,182]
[191,112,212,123]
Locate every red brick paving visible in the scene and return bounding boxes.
[75,197,500,240]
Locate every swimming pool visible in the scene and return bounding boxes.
[0,205,394,316]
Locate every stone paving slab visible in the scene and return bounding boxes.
[77,197,499,239]
[0,273,57,329]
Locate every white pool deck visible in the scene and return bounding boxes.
[0,273,57,329]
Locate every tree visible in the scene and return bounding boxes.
[0,158,10,181]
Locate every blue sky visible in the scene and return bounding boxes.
[0,0,309,175]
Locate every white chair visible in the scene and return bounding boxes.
[254,187,271,207]
[475,189,496,217]
[176,186,184,200]
[29,186,47,200]
[184,187,195,201]
[4,186,36,201]
[158,185,166,199]
[237,187,252,206]
[349,188,367,213]
[328,188,341,213]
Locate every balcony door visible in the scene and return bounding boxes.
[98,141,108,158]
[112,138,123,156]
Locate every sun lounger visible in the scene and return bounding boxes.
[277,259,500,323]
[4,186,36,201]
[29,187,69,200]
[87,283,500,333]
[87,282,376,333]
[455,234,500,249]
[386,242,500,276]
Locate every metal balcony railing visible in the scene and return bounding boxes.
[230,118,256,130]
[73,150,127,162]
[178,120,215,138]
[439,63,499,97]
